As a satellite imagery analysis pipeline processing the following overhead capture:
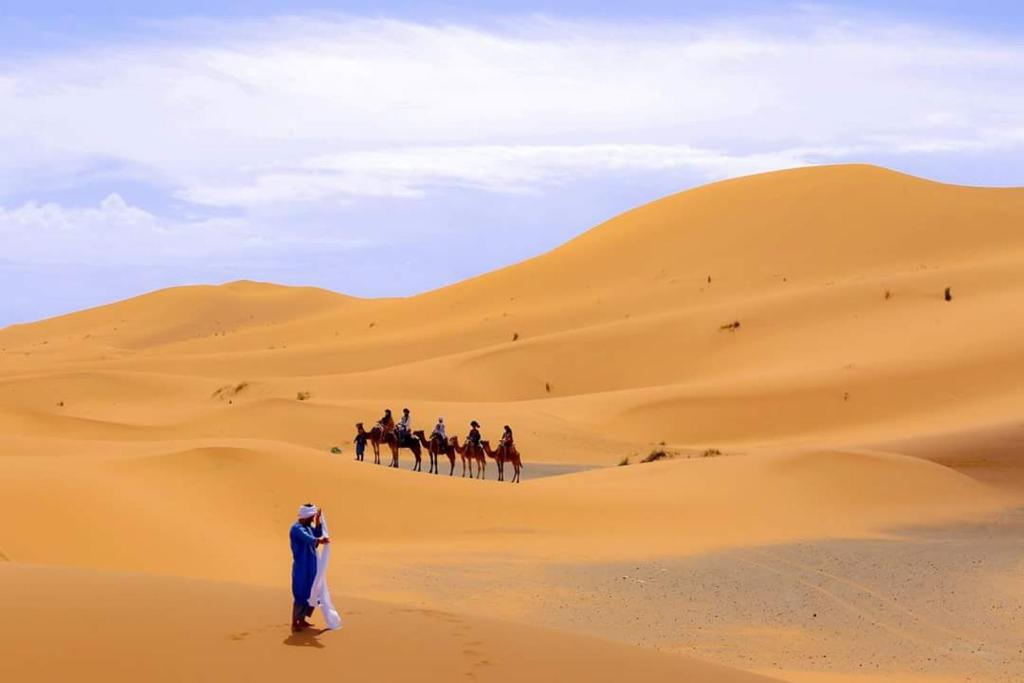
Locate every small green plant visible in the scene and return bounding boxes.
[330,446,342,454]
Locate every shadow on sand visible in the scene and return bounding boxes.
[283,628,329,648]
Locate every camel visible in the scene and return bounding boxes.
[481,440,523,483]
[413,430,456,476]
[382,428,422,470]
[449,435,486,479]
[355,422,385,465]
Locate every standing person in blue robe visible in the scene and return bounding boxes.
[291,503,329,632]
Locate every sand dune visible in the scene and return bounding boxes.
[2,164,1022,682]
[0,564,779,683]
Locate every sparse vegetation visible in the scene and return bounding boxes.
[330,446,342,454]
[702,448,722,457]
[297,391,311,401]
[512,332,519,341]
[617,456,631,466]
[212,382,249,401]
[885,290,892,300]
[641,449,674,463]
[545,382,551,393]
[720,320,741,331]
[944,286,953,301]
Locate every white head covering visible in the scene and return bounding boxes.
[298,503,318,519]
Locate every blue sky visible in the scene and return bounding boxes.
[2,1,1023,324]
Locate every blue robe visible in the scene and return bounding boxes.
[290,521,323,605]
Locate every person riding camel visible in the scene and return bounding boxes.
[501,424,514,448]
[467,420,482,448]
[377,408,394,433]
[396,408,412,444]
[430,416,447,443]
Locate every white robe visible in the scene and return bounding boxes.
[307,514,342,630]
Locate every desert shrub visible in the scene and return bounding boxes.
[330,446,342,454]
[641,449,673,463]
[212,382,249,401]
[297,391,311,401]
[720,320,741,331]
[702,448,722,457]
[512,332,519,341]
[617,456,630,466]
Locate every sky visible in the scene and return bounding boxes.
[2,2,1023,325]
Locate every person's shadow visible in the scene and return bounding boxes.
[283,628,329,648]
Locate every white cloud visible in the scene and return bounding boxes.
[1,13,1023,210]
[0,194,258,264]
[180,144,818,206]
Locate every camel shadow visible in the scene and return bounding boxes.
[283,628,329,648]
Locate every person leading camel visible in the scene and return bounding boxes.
[353,423,368,461]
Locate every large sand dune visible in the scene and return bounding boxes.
[2,164,1022,682]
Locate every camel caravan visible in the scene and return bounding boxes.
[354,408,523,483]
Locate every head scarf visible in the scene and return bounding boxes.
[298,503,318,519]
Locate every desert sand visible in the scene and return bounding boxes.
[1,164,1022,682]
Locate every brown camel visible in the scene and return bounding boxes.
[413,430,455,476]
[449,435,486,479]
[382,428,422,470]
[481,440,523,483]
[356,422,385,465]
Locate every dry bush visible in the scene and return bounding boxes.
[641,449,673,463]
[212,382,249,401]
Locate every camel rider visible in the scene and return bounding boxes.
[467,420,482,448]
[377,408,393,432]
[431,417,446,443]
[396,408,412,442]
[501,425,514,448]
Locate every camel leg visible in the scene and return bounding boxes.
[448,456,455,476]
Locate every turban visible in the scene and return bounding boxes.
[298,504,318,519]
